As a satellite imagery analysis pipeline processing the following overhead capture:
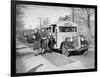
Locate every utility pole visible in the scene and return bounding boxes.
[38,17,42,29]
[72,7,74,22]
[43,17,49,25]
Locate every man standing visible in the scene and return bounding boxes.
[48,35,56,50]
[40,29,49,50]
[33,29,41,51]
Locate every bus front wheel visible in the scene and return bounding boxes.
[60,43,70,57]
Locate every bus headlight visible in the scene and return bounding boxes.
[81,45,84,47]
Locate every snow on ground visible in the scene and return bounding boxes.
[16,52,85,73]
[71,50,95,69]
[22,54,63,72]
[43,52,85,70]
[16,40,94,73]
[16,40,63,73]
[16,40,35,54]
[16,54,63,73]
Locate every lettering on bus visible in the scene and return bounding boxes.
[59,26,77,32]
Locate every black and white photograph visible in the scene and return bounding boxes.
[11,0,97,76]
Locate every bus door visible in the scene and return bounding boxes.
[50,24,57,48]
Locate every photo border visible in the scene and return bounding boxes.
[11,0,97,76]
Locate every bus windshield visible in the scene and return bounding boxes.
[59,26,77,32]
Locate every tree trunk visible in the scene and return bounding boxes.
[72,8,74,22]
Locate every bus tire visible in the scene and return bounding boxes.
[60,42,69,57]
[60,42,64,51]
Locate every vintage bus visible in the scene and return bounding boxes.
[47,20,89,56]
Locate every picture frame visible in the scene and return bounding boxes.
[11,0,97,76]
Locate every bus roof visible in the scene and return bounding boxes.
[53,20,78,27]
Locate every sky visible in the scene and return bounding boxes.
[17,4,72,29]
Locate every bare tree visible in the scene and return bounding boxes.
[43,18,49,25]
[73,8,95,44]
[16,5,27,31]
[72,7,75,22]
[73,8,95,29]
[16,5,28,38]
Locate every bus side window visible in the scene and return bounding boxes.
[75,27,77,32]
